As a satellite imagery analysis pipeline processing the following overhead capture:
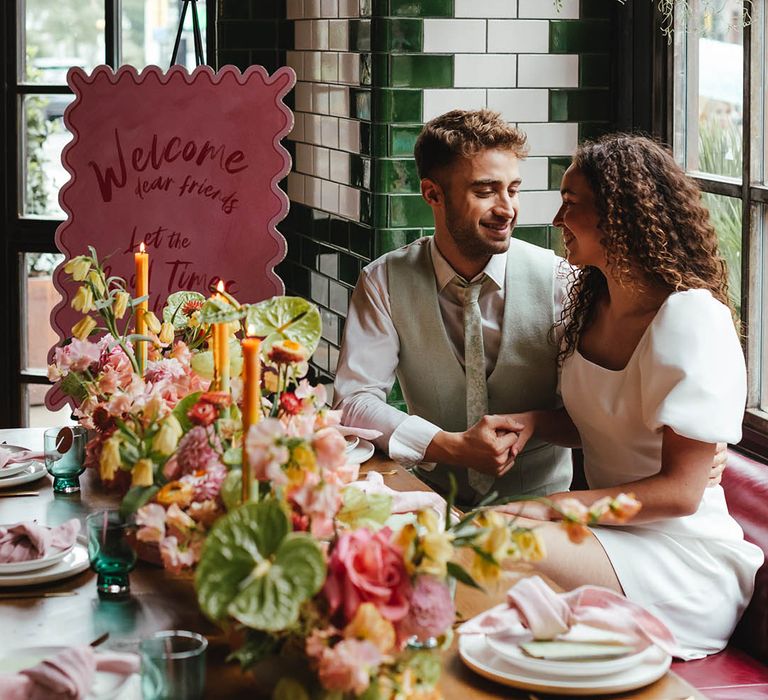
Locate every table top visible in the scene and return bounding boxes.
[0,427,704,699]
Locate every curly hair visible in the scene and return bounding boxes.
[555,133,731,364]
[414,109,528,181]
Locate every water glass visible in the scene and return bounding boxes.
[44,425,88,493]
[86,510,137,599]
[140,630,208,700]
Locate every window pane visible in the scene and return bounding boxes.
[22,94,74,218]
[121,0,208,70]
[23,253,65,373]
[23,0,105,84]
[21,383,75,429]
[702,192,742,317]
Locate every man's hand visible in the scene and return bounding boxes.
[708,442,727,487]
[425,415,525,477]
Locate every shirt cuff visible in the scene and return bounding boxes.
[388,415,442,466]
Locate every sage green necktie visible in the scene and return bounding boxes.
[457,275,495,495]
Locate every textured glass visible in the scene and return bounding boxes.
[702,192,742,318]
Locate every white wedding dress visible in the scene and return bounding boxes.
[560,289,764,659]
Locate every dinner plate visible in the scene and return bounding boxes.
[0,445,40,479]
[0,646,133,700]
[344,435,360,453]
[0,543,90,587]
[485,635,650,678]
[346,439,375,464]
[0,542,75,575]
[0,461,48,489]
[459,635,671,696]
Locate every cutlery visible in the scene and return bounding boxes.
[0,491,39,497]
[362,469,398,476]
[0,591,77,600]
[89,632,110,648]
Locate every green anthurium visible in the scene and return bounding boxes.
[195,500,325,632]
[163,291,206,329]
[243,297,321,356]
[198,296,246,325]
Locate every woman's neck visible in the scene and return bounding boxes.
[603,272,669,319]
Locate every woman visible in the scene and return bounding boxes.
[505,134,763,659]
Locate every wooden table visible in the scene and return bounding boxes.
[0,428,704,699]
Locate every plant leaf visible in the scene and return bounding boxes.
[198,296,245,324]
[446,561,483,591]
[119,485,159,518]
[243,297,322,355]
[171,391,201,434]
[58,372,87,402]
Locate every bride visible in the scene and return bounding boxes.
[504,134,763,659]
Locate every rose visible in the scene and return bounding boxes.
[312,427,347,471]
[324,528,411,624]
[316,639,381,695]
[280,391,302,415]
[187,401,217,426]
[397,575,454,642]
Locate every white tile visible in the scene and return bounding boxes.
[517,190,561,225]
[286,51,304,81]
[314,146,330,178]
[321,52,339,81]
[330,150,351,183]
[329,85,349,117]
[423,89,487,121]
[487,89,548,121]
[287,0,304,20]
[321,179,340,213]
[312,84,330,114]
[296,143,314,174]
[423,19,486,53]
[294,81,313,112]
[321,0,338,17]
[456,0,517,17]
[305,175,322,208]
[304,0,321,17]
[289,112,305,142]
[338,53,360,84]
[287,172,305,203]
[518,54,578,87]
[487,20,549,53]
[338,118,360,152]
[304,114,322,144]
[519,122,578,156]
[304,51,321,82]
[518,157,548,190]
[338,0,359,17]
[320,115,339,148]
[312,20,330,50]
[339,185,360,220]
[295,21,312,50]
[455,54,516,88]
[329,19,349,50]
[518,0,578,19]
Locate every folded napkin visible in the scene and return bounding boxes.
[0,647,139,700]
[0,519,81,563]
[349,471,447,515]
[458,575,678,657]
[0,448,44,470]
[334,425,383,442]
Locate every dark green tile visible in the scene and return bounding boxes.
[549,89,610,122]
[548,156,572,190]
[339,253,361,285]
[349,19,372,51]
[311,209,331,241]
[372,18,423,52]
[301,237,321,267]
[373,88,422,123]
[350,88,372,120]
[578,122,612,142]
[349,223,374,259]
[361,53,372,85]
[375,228,422,256]
[390,125,422,157]
[283,202,312,233]
[389,194,433,227]
[219,0,251,19]
[371,53,390,87]
[579,0,615,19]
[350,155,372,189]
[371,194,389,228]
[371,124,389,158]
[549,20,610,53]
[580,54,610,87]
[250,0,282,19]
[375,158,420,194]
[219,20,277,49]
[360,122,373,157]
[515,226,549,248]
[330,217,349,248]
[390,54,453,88]
[391,0,453,17]
[360,0,373,16]
[217,50,253,72]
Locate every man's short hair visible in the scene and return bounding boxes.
[414,109,528,181]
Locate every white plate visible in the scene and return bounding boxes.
[0,461,48,489]
[459,635,671,696]
[0,543,90,587]
[0,445,39,479]
[346,439,375,465]
[485,635,649,678]
[0,542,75,575]
[0,646,132,700]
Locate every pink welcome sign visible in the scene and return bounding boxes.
[47,64,296,410]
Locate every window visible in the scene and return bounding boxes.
[1,1,215,427]
[671,0,768,451]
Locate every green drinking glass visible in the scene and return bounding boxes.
[140,630,208,700]
[44,425,88,493]
[86,510,137,599]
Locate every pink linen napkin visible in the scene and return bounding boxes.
[458,575,678,656]
[349,471,447,514]
[0,448,45,470]
[0,519,81,563]
[334,425,383,441]
[0,647,139,700]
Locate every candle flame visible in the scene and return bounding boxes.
[247,324,257,337]
[139,242,146,253]
[216,280,225,293]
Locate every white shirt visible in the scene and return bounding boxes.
[333,237,570,465]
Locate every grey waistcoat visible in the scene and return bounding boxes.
[387,237,572,505]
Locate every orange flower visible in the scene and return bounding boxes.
[156,480,195,508]
[562,520,590,544]
[268,339,309,364]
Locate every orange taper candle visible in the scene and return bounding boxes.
[241,324,261,502]
[134,242,149,374]
[214,281,230,394]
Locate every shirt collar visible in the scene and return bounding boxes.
[429,236,506,292]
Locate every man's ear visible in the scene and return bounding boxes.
[421,178,443,206]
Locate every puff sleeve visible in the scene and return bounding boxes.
[639,289,746,444]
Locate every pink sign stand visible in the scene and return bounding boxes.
[46,64,296,411]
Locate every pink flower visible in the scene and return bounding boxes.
[165,503,196,538]
[106,392,133,417]
[97,365,122,395]
[244,419,290,483]
[136,503,167,543]
[305,626,338,662]
[187,500,220,526]
[317,639,380,695]
[53,338,101,374]
[175,426,224,476]
[172,341,191,364]
[159,535,202,574]
[312,428,347,471]
[398,576,455,642]
[324,528,411,625]
[181,462,228,502]
[290,476,342,539]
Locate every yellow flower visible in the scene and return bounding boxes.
[143,311,162,334]
[112,291,130,319]
[343,602,396,653]
[420,530,454,578]
[152,415,183,455]
[99,436,121,481]
[292,443,317,472]
[131,458,154,487]
[71,316,97,340]
[511,529,545,562]
[394,523,418,575]
[417,508,441,533]
[71,285,95,313]
[87,269,105,295]
[63,255,91,281]
[158,321,175,345]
